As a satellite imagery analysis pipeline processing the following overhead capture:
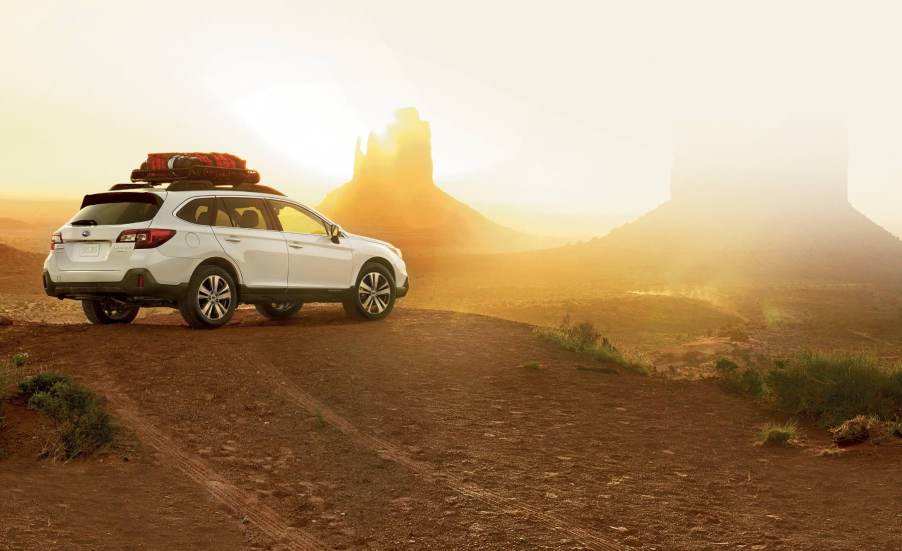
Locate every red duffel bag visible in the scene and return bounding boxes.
[140,152,247,171]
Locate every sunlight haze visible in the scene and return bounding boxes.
[2,0,901,237]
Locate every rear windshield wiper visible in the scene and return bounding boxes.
[71,219,98,226]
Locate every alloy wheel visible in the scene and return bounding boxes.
[358,271,391,314]
[197,274,232,321]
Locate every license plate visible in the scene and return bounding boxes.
[79,243,100,257]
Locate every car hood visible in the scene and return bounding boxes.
[348,233,396,249]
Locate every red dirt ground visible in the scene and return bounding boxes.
[2,306,901,550]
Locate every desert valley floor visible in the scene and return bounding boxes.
[2,306,901,551]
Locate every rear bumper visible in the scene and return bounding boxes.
[43,268,186,302]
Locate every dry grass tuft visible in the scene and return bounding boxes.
[759,422,797,447]
[830,415,878,447]
[536,315,649,375]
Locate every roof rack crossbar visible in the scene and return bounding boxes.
[131,166,260,185]
[165,181,285,196]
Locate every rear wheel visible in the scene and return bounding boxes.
[255,301,303,320]
[178,265,237,329]
[82,299,139,325]
[343,263,396,320]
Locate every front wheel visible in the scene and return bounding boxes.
[82,299,139,325]
[343,263,396,320]
[255,301,303,320]
[178,265,237,329]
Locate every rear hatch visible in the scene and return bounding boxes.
[55,192,165,272]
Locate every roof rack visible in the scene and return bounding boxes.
[131,165,260,185]
[110,179,285,196]
[166,181,286,196]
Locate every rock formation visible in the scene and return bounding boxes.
[598,119,902,283]
[318,109,536,253]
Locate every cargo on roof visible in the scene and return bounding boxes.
[130,152,261,186]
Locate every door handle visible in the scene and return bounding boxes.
[224,236,242,243]
[289,242,304,249]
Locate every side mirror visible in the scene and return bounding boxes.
[330,224,341,244]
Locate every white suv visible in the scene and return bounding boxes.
[43,180,408,328]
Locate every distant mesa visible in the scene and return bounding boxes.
[595,119,902,283]
[318,108,539,253]
[670,119,849,206]
[0,217,29,228]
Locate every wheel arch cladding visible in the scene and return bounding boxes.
[196,257,241,288]
[362,257,395,282]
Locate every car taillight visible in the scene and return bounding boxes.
[117,229,176,249]
[50,232,63,250]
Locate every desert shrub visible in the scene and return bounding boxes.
[19,373,114,459]
[759,421,797,447]
[522,361,541,370]
[718,369,764,398]
[716,360,766,399]
[892,422,902,438]
[766,352,902,427]
[830,415,877,447]
[11,352,29,367]
[536,316,648,374]
[715,358,740,373]
[19,372,69,396]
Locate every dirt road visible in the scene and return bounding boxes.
[2,307,901,550]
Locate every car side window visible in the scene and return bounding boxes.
[219,197,273,230]
[268,201,327,236]
[176,198,231,226]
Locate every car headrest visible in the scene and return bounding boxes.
[195,210,212,225]
[239,209,260,229]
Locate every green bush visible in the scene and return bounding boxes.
[759,422,797,447]
[536,316,648,374]
[715,357,766,398]
[766,352,902,427]
[11,352,29,367]
[717,361,766,399]
[715,358,740,373]
[19,373,114,459]
[19,372,69,396]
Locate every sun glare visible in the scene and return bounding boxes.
[208,64,400,182]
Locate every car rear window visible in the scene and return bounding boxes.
[73,193,163,226]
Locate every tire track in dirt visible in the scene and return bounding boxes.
[255,357,622,551]
[103,385,325,551]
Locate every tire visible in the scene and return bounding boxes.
[343,262,396,320]
[255,301,303,320]
[82,299,140,325]
[178,265,237,329]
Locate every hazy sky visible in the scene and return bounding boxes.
[1,0,900,237]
